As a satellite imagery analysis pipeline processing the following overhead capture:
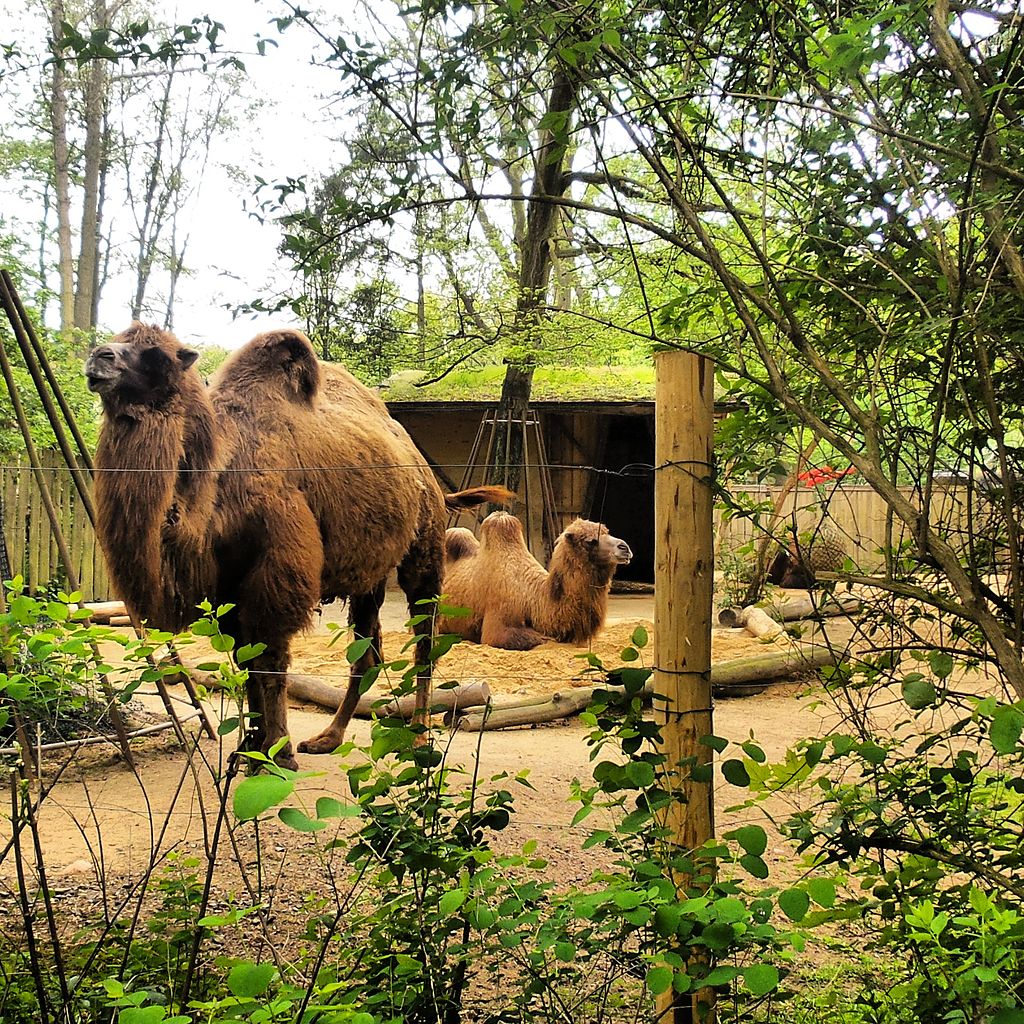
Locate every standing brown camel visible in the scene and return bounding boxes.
[86,323,509,768]
[437,512,633,650]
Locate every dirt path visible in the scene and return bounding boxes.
[0,590,995,902]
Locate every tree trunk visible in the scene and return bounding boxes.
[132,72,173,319]
[48,0,74,338]
[491,65,576,493]
[73,0,110,332]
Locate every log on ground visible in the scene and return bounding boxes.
[82,600,127,623]
[184,665,490,719]
[456,644,840,731]
[287,672,491,719]
[718,590,860,627]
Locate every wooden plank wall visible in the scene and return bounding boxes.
[1,449,111,599]
[715,483,973,570]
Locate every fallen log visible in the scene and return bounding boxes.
[286,672,491,719]
[82,600,128,623]
[718,590,860,628]
[456,644,841,731]
[182,661,490,719]
[726,605,785,639]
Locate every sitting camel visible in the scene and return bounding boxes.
[86,323,509,768]
[437,511,633,650]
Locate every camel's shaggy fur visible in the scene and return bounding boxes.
[437,512,632,650]
[87,323,509,767]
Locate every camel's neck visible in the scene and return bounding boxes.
[540,550,614,643]
[95,380,220,630]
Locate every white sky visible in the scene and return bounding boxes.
[2,0,353,349]
[146,2,347,347]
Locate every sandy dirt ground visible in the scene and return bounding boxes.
[0,590,999,951]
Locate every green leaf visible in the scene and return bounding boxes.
[704,965,741,987]
[233,775,294,820]
[991,706,1024,754]
[927,650,954,679]
[554,941,576,962]
[646,965,674,995]
[279,806,327,832]
[778,887,810,921]
[739,854,769,879]
[741,741,766,763]
[991,1009,1024,1024]
[712,897,747,923]
[743,963,780,995]
[722,759,750,786]
[438,889,466,915]
[226,961,275,998]
[118,1009,171,1024]
[236,643,266,663]
[902,675,936,709]
[346,637,374,664]
[210,633,234,653]
[807,877,836,908]
[625,760,655,788]
[731,824,767,856]
[859,741,887,765]
[315,796,361,819]
[429,633,461,660]
[631,625,649,647]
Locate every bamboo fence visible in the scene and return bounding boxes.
[1,449,111,598]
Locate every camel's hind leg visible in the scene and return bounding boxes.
[397,536,444,735]
[298,582,385,755]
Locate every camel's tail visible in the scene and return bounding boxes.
[444,485,515,512]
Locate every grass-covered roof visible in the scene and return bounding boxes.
[382,365,656,404]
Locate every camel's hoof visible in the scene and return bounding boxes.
[273,753,299,772]
[297,733,344,755]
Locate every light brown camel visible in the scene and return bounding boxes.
[437,512,633,650]
[86,323,510,768]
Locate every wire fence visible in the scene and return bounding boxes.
[0,450,975,598]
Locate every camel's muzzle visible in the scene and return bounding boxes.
[84,347,121,393]
[614,541,633,564]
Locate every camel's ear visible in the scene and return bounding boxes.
[177,349,200,370]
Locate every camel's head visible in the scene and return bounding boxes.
[559,519,633,569]
[85,322,199,408]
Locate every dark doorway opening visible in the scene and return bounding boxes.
[590,415,655,584]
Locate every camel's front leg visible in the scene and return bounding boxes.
[246,641,298,771]
[299,584,385,755]
[481,612,547,651]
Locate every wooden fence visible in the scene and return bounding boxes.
[714,482,975,569]
[1,450,111,598]
[0,452,977,599]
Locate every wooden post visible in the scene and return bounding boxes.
[654,349,716,1024]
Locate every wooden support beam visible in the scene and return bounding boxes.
[654,349,716,1024]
